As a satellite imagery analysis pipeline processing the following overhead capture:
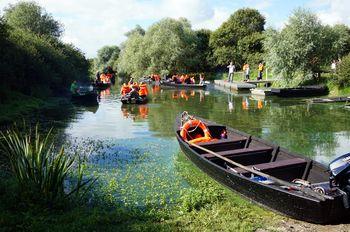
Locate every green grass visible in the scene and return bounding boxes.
[0,152,279,231]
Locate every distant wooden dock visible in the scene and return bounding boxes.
[214,80,255,91]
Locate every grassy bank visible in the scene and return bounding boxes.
[0,91,73,125]
[0,152,279,231]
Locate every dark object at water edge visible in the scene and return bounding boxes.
[175,115,350,224]
[308,96,350,104]
[271,85,328,97]
[93,82,111,91]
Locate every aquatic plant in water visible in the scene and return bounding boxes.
[0,124,95,206]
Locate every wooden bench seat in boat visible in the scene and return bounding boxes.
[202,147,273,165]
[233,158,308,181]
[192,136,247,154]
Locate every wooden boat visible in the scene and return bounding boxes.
[121,95,148,104]
[161,81,207,89]
[308,96,350,104]
[271,85,328,97]
[71,90,98,105]
[93,82,111,91]
[175,113,350,223]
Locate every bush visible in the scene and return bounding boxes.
[335,54,350,87]
[0,124,94,206]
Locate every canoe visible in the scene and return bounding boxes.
[175,114,350,223]
[161,81,207,89]
[308,96,350,104]
[93,82,111,91]
[71,91,98,105]
[271,86,328,97]
[121,95,148,104]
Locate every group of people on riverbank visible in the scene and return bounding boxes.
[171,74,205,85]
[120,78,149,99]
[227,61,264,82]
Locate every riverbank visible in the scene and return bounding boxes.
[0,152,278,231]
[0,91,74,126]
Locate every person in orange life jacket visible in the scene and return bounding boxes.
[138,82,148,97]
[128,77,134,85]
[120,83,131,96]
[258,62,264,80]
[131,82,139,91]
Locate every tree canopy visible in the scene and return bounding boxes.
[209,8,265,67]
[4,1,63,38]
[118,18,202,78]
[94,45,120,72]
[264,8,350,85]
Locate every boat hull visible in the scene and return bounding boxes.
[161,81,207,89]
[121,96,148,104]
[175,117,349,224]
[271,86,328,98]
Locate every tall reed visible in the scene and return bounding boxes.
[0,124,94,206]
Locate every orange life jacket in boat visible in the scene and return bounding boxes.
[121,84,131,95]
[180,119,213,144]
[139,84,148,96]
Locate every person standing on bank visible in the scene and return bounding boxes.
[243,63,250,81]
[258,62,264,80]
[227,61,235,82]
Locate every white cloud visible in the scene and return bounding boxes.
[311,0,350,25]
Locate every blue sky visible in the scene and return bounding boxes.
[0,0,349,58]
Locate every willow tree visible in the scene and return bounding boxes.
[95,45,120,72]
[118,18,199,77]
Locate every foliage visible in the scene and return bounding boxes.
[3,1,63,38]
[264,8,350,86]
[0,125,94,206]
[118,18,205,78]
[94,45,120,72]
[125,24,145,37]
[0,2,89,100]
[209,8,265,67]
[194,29,213,72]
[335,53,350,87]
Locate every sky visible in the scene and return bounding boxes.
[0,0,349,58]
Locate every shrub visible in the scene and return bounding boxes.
[0,124,95,206]
[336,54,350,87]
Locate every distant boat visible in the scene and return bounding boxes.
[161,80,207,89]
[71,86,98,105]
[271,85,328,97]
[121,95,148,104]
[175,113,350,223]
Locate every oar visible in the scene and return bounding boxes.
[189,142,332,201]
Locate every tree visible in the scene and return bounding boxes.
[209,8,265,67]
[118,18,200,78]
[194,29,212,72]
[4,1,63,38]
[95,45,120,72]
[125,24,145,37]
[336,53,350,87]
[264,8,331,85]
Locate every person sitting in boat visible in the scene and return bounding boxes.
[131,82,139,91]
[95,71,101,84]
[128,77,134,85]
[120,83,131,96]
[70,80,79,94]
[199,74,204,85]
[138,82,148,97]
[179,75,185,84]
[189,76,195,84]
[128,85,140,99]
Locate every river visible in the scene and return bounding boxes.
[58,84,350,208]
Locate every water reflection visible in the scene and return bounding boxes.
[121,104,149,121]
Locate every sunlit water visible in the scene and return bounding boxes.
[60,84,350,207]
